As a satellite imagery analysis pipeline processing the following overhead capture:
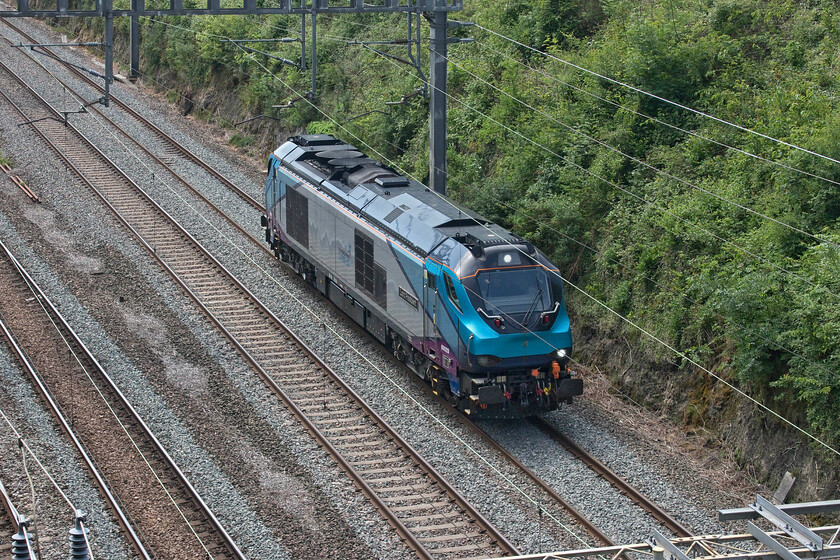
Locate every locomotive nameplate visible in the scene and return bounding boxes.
[399,287,418,309]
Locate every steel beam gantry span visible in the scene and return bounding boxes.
[0,0,462,18]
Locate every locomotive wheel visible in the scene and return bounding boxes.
[393,340,407,362]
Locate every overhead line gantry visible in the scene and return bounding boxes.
[0,0,462,194]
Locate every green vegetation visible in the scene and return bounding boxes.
[63,0,840,455]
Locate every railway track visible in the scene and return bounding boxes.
[0,53,519,560]
[1,19,695,553]
[0,238,246,560]
[417,395,693,551]
[0,17,264,213]
[529,416,693,538]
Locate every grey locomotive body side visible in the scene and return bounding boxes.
[266,148,427,353]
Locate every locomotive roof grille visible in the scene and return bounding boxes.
[292,134,341,147]
[375,176,409,188]
[451,232,536,258]
[291,136,402,184]
[348,166,401,187]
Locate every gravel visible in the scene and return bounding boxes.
[0,13,763,559]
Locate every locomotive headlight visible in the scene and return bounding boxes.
[555,348,571,366]
[477,355,502,367]
[499,252,521,266]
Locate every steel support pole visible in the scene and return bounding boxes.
[130,12,139,80]
[428,8,447,195]
[300,13,305,71]
[104,0,113,106]
[310,4,316,98]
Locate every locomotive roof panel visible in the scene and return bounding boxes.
[363,196,447,254]
[388,192,450,227]
[275,135,526,265]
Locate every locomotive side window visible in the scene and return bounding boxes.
[355,230,387,308]
[286,186,309,249]
[443,274,462,313]
[272,169,280,203]
[355,230,374,293]
[265,163,275,203]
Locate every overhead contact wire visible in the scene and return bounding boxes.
[441,50,840,251]
[471,22,840,168]
[370,44,839,298]
[471,38,840,191]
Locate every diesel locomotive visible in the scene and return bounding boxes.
[261,134,582,418]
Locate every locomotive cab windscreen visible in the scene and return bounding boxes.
[461,247,563,332]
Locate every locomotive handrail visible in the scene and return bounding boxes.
[477,307,503,321]
[540,301,561,318]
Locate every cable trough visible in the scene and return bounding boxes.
[0,237,246,560]
[0,53,519,560]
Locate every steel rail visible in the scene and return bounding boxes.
[0,478,26,558]
[460,415,616,547]
[0,54,519,559]
[0,76,247,560]
[0,479,21,534]
[529,416,694,538]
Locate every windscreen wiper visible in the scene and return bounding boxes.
[522,287,543,328]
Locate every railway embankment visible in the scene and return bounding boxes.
[573,325,838,503]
